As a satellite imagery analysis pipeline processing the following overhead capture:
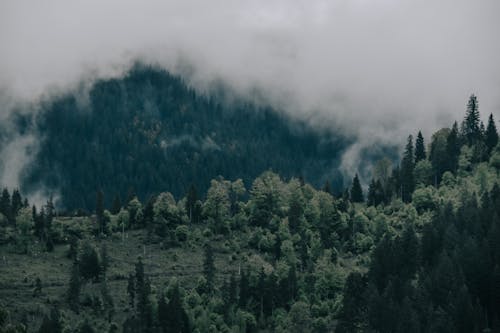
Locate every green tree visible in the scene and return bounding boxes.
[185,184,199,223]
[415,131,426,162]
[430,128,451,184]
[11,189,22,217]
[68,258,81,312]
[79,242,100,282]
[15,207,34,254]
[203,244,216,294]
[462,94,481,145]
[350,174,364,203]
[38,308,63,333]
[289,301,312,333]
[485,113,499,154]
[401,135,415,202]
[0,188,11,225]
[446,122,461,173]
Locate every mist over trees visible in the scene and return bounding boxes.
[0,88,499,332]
[12,65,355,211]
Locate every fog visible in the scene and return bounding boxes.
[1,0,500,186]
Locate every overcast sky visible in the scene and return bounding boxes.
[1,0,500,182]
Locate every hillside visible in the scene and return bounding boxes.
[0,95,499,332]
[14,65,356,210]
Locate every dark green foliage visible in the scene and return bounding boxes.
[11,189,22,218]
[203,244,215,294]
[336,272,368,332]
[79,242,100,282]
[367,179,384,207]
[185,184,200,224]
[68,258,81,312]
[127,274,135,309]
[0,188,11,225]
[350,174,363,203]
[38,308,62,333]
[78,319,95,333]
[415,131,426,162]
[401,135,415,202]
[23,65,348,210]
[486,113,499,154]
[462,94,481,145]
[158,283,190,333]
[446,122,461,174]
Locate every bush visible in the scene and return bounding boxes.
[175,225,189,242]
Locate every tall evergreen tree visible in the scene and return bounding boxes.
[127,273,135,309]
[11,189,22,217]
[415,131,426,162]
[350,174,364,203]
[401,135,415,202]
[485,113,499,154]
[203,244,216,294]
[0,188,11,224]
[446,122,461,173]
[38,308,63,333]
[185,184,198,223]
[67,258,81,312]
[462,94,481,145]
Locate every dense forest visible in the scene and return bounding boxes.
[0,94,499,333]
[7,65,364,210]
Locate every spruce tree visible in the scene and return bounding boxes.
[11,189,22,217]
[446,122,461,173]
[0,188,11,224]
[462,94,481,145]
[68,258,81,312]
[185,184,198,223]
[203,244,216,294]
[415,131,426,162]
[127,274,135,309]
[485,113,499,154]
[350,174,364,203]
[401,135,415,202]
[111,195,121,215]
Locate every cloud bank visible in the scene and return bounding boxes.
[1,0,500,183]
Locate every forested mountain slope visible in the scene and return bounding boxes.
[18,65,352,210]
[0,95,499,333]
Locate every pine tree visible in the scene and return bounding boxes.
[79,242,100,282]
[350,174,364,203]
[462,94,481,145]
[134,258,152,331]
[127,273,135,309]
[163,283,190,333]
[322,181,331,194]
[185,184,198,223]
[446,122,461,173]
[11,189,22,217]
[415,131,426,162]
[38,308,63,333]
[0,188,11,224]
[401,135,415,202]
[68,258,81,312]
[203,244,216,294]
[485,113,499,154]
[111,195,121,215]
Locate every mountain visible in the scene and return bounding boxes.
[19,65,352,210]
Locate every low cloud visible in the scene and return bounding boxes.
[1,0,500,185]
